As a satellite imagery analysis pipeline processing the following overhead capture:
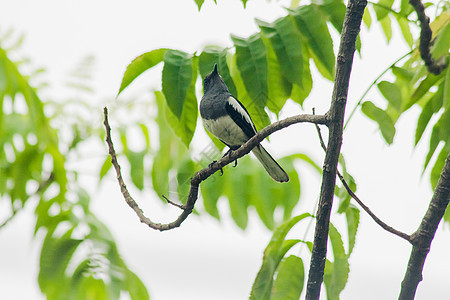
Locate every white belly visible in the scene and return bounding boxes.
[203,116,248,147]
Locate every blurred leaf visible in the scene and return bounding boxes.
[424,122,441,170]
[363,7,372,28]
[177,157,196,203]
[323,223,350,300]
[194,0,204,10]
[430,148,449,190]
[290,5,335,80]
[373,0,395,20]
[313,0,347,33]
[118,48,166,96]
[380,15,393,43]
[271,255,305,300]
[73,276,109,300]
[415,84,444,145]
[378,80,402,111]
[431,21,450,60]
[126,269,150,300]
[444,65,450,110]
[125,150,145,191]
[162,49,195,119]
[277,157,301,221]
[201,171,224,219]
[392,66,414,82]
[99,157,112,180]
[407,72,445,110]
[396,17,413,48]
[231,33,269,107]
[346,206,360,255]
[250,213,311,300]
[39,228,82,296]
[290,47,313,106]
[223,157,252,229]
[361,101,396,144]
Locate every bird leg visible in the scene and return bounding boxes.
[223,149,238,167]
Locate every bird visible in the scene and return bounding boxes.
[199,64,289,183]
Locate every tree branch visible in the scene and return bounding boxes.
[305,0,367,298]
[409,0,447,75]
[399,153,450,300]
[314,122,411,242]
[103,107,327,231]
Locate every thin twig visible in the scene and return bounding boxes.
[104,107,328,231]
[314,123,411,242]
[162,195,185,210]
[409,0,447,75]
[344,50,412,130]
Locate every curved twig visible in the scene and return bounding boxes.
[315,122,411,242]
[103,107,328,231]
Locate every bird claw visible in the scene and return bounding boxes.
[209,160,224,176]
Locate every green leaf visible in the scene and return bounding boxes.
[346,206,360,255]
[230,55,271,131]
[118,48,166,96]
[194,0,204,10]
[161,53,198,146]
[374,0,395,20]
[424,123,441,170]
[231,33,269,107]
[290,5,335,80]
[162,49,195,119]
[99,157,112,180]
[444,64,450,109]
[271,255,305,300]
[199,47,238,97]
[126,269,150,300]
[314,0,347,33]
[201,171,224,219]
[223,157,253,229]
[73,276,108,300]
[363,7,372,28]
[380,15,393,43]
[250,213,311,300]
[252,166,278,230]
[125,150,145,190]
[431,21,450,60]
[177,157,196,203]
[290,47,313,106]
[396,17,413,48]
[256,16,304,87]
[277,157,302,221]
[323,223,350,300]
[361,101,396,144]
[430,148,449,190]
[378,81,402,111]
[415,84,444,145]
[407,72,445,110]
[39,229,83,294]
[391,66,414,82]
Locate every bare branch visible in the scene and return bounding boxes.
[103,107,327,231]
[314,123,411,242]
[305,0,367,298]
[399,153,450,300]
[409,0,447,75]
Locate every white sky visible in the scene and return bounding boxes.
[1,0,449,299]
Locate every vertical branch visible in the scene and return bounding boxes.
[305,0,367,298]
[399,154,450,300]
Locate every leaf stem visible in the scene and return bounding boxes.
[343,50,412,130]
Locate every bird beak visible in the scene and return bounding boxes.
[213,64,218,75]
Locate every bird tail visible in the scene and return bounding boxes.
[252,145,289,183]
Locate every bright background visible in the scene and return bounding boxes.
[1,0,449,299]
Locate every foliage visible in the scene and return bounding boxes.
[0,38,148,299]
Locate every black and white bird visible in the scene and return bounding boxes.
[200,64,289,183]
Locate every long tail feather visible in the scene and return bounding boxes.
[252,145,289,182]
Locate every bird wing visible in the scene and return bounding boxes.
[225,96,257,139]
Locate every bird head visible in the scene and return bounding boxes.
[203,64,229,94]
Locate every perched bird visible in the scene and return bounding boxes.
[200,64,289,183]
